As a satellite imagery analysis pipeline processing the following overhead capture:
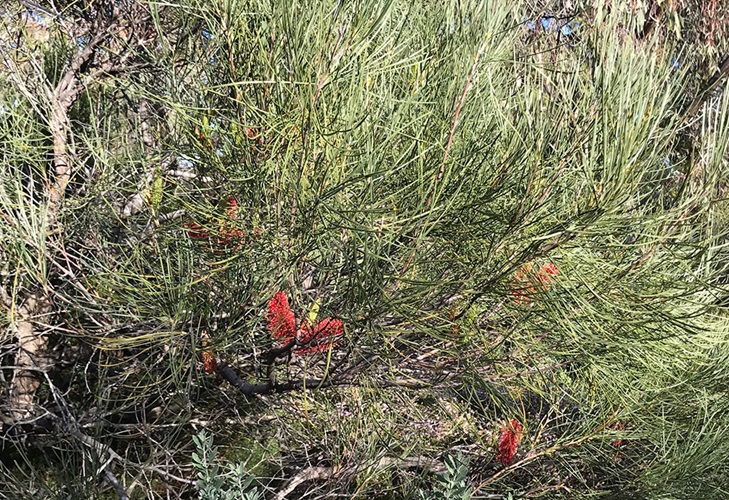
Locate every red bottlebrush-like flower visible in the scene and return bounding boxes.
[246,127,263,146]
[185,221,209,240]
[186,197,260,253]
[295,318,344,354]
[226,196,239,217]
[541,263,559,276]
[267,291,296,341]
[201,350,217,372]
[266,292,344,355]
[609,420,627,447]
[298,317,343,343]
[510,263,559,305]
[200,330,217,372]
[496,419,523,466]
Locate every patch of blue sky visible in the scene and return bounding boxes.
[523,16,578,36]
[27,10,46,25]
[540,17,557,31]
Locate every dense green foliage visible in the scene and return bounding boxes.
[1,0,728,498]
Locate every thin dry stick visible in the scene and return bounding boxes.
[273,466,336,500]
[403,43,487,277]
[426,42,486,208]
[44,373,129,500]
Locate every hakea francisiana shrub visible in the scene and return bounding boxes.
[185,196,261,252]
[497,419,524,466]
[511,262,559,304]
[199,292,343,371]
[267,291,343,354]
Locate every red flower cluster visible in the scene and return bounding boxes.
[511,262,559,304]
[296,318,344,355]
[246,127,263,146]
[608,420,627,447]
[201,350,218,372]
[266,291,343,354]
[225,196,239,216]
[200,330,218,372]
[185,196,261,252]
[497,419,524,466]
[267,291,296,339]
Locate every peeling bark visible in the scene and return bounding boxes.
[48,40,97,206]
[5,20,100,427]
[3,0,159,428]
[48,97,74,206]
[5,291,53,423]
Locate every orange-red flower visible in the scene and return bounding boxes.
[186,197,259,253]
[246,127,263,146]
[296,318,344,354]
[226,196,239,217]
[267,291,296,340]
[497,419,524,465]
[608,420,627,447]
[201,350,218,372]
[200,330,217,372]
[185,221,210,240]
[541,263,559,276]
[511,263,559,304]
[266,291,343,354]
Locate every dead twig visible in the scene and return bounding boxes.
[44,373,129,500]
[273,466,336,500]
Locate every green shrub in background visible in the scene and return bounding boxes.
[1,0,728,498]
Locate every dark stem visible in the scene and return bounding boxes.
[682,54,729,122]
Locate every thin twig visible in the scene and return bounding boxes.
[426,42,486,207]
[682,55,729,122]
[273,466,336,500]
[44,374,129,500]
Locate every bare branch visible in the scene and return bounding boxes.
[273,466,335,500]
[682,54,729,122]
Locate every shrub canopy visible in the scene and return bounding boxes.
[1,0,728,498]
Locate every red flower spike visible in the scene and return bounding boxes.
[510,263,559,305]
[497,419,523,466]
[200,330,217,372]
[298,318,341,343]
[266,291,344,355]
[246,127,263,146]
[225,229,247,239]
[226,197,239,217]
[542,263,559,276]
[295,318,343,354]
[267,292,296,341]
[186,196,262,253]
[201,351,217,372]
[609,420,627,447]
[185,221,209,240]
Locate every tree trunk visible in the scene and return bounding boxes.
[4,291,53,425]
[3,27,89,428]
